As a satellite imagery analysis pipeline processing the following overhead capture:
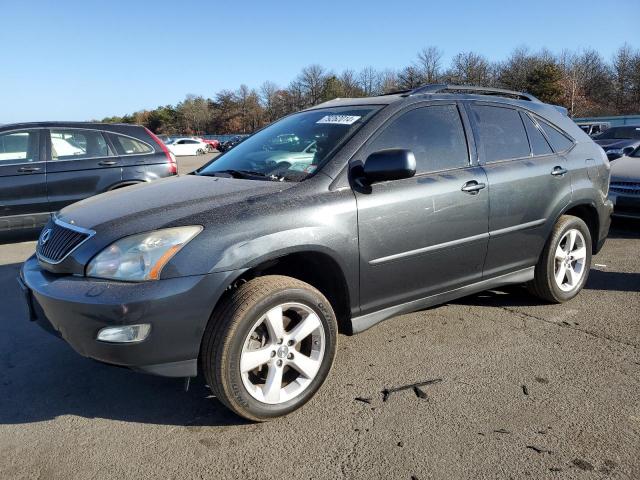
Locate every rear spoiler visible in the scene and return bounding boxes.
[553,105,569,116]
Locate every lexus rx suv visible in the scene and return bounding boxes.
[19,85,613,421]
[0,122,176,232]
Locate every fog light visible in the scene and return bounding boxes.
[97,324,151,343]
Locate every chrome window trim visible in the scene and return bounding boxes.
[36,218,96,265]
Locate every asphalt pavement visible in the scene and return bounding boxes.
[0,155,638,479]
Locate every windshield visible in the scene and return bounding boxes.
[198,106,381,181]
[595,126,640,140]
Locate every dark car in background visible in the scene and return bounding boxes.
[0,122,176,232]
[218,134,248,152]
[609,145,640,219]
[594,125,640,160]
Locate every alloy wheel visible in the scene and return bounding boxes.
[554,228,587,292]
[240,303,326,404]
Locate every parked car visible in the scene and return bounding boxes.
[165,137,209,156]
[0,122,176,232]
[593,125,640,160]
[608,146,640,218]
[20,85,612,421]
[218,135,247,152]
[194,137,220,152]
[576,121,610,137]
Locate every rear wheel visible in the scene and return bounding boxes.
[201,275,337,421]
[528,215,592,303]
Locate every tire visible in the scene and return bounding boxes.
[201,275,338,421]
[196,148,205,155]
[527,215,592,303]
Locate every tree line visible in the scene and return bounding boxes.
[100,44,640,135]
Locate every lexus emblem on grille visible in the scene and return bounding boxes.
[39,228,52,246]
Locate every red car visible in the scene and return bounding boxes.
[194,137,220,152]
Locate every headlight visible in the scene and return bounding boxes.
[606,148,623,155]
[86,226,202,281]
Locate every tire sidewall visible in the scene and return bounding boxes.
[545,217,592,301]
[222,287,337,419]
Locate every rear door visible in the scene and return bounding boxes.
[354,102,489,314]
[466,102,572,277]
[0,129,49,231]
[45,128,122,212]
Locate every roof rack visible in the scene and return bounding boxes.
[407,84,540,102]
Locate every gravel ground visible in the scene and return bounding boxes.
[0,158,638,479]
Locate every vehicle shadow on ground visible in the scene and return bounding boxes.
[454,266,639,310]
[609,218,640,239]
[0,261,248,428]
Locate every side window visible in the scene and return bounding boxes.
[521,112,552,156]
[50,129,112,160]
[537,119,574,152]
[111,134,153,155]
[470,104,530,162]
[366,105,469,174]
[0,130,40,164]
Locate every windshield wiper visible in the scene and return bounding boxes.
[200,169,287,182]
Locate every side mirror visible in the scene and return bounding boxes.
[623,146,635,156]
[363,149,416,184]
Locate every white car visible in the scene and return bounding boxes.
[166,138,209,156]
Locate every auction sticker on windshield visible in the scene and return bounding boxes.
[316,115,361,125]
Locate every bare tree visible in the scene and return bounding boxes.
[612,44,637,114]
[339,69,363,97]
[397,66,422,90]
[358,66,380,96]
[416,46,443,83]
[298,64,328,106]
[260,81,280,122]
[446,52,493,86]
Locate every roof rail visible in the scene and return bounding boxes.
[408,84,540,102]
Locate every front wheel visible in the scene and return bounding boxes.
[201,275,337,421]
[528,215,592,303]
[196,148,205,155]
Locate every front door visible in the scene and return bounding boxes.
[0,129,49,231]
[353,103,490,315]
[45,128,123,212]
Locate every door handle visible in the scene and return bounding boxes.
[17,166,41,173]
[461,181,486,194]
[98,160,118,166]
[551,166,568,176]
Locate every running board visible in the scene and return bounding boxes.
[350,267,535,334]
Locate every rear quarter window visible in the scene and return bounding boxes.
[537,119,575,152]
[111,133,154,155]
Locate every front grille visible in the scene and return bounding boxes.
[610,182,640,196]
[37,221,91,263]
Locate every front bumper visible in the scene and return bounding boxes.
[19,255,238,377]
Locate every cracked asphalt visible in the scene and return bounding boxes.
[0,156,638,479]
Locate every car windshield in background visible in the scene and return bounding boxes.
[595,126,640,140]
[198,106,381,181]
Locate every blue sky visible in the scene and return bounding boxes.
[1,0,637,123]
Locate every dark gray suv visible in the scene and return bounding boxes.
[19,85,613,421]
[0,122,177,232]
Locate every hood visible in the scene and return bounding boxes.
[58,174,294,234]
[595,139,640,149]
[610,156,640,183]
